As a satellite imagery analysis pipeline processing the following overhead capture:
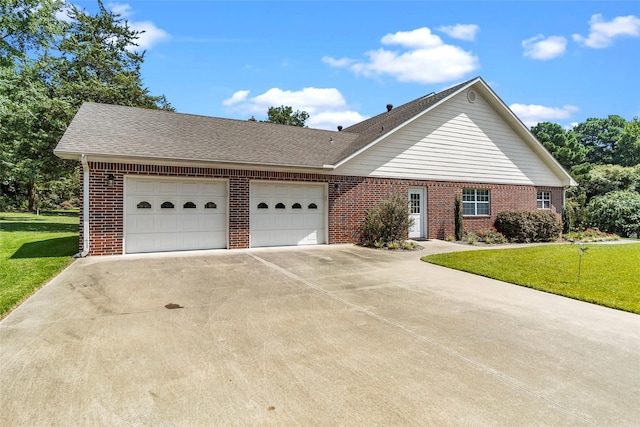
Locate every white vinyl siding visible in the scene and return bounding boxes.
[334,90,565,186]
[537,191,551,209]
[463,189,490,216]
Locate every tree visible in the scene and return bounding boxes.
[262,105,309,127]
[586,190,640,237]
[0,0,65,66]
[530,122,587,170]
[581,164,640,200]
[573,115,627,164]
[1,0,173,211]
[616,117,640,166]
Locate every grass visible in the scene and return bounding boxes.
[422,243,640,314]
[0,211,79,318]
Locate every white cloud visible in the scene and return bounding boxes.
[107,2,133,17]
[509,103,579,128]
[307,111,368,130]
[381,27,444,48]
[573,14,640,48]
[321,56,356,67]
[222,90,250,106]
[222,87,367,130]
[102,3,169,50]
[522,35,567,60]
[437,24,479,41]
[129,21,169,50]
[325,27,479,84]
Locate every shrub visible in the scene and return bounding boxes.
[494,210,562,242]
[586,190,640,237]
[465,232,478,245]
[475,228,507,244]
[564,228,620,242]
[360,195,414,246]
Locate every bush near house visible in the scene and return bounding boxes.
[494,210,562,243]
[586,190,640,237]
[360,195,414,247]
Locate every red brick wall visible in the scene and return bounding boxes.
[82,162,563,255]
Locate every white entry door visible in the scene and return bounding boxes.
[250,182,326,247]
[409,188,426,239]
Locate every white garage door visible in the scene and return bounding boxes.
[125,177,227,254]
[250,182,326,247]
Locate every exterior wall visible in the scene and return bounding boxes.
[83,162,563,255]
[334,90,566,187]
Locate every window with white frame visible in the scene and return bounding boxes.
[463,189,490,216]
[537,191,551,209]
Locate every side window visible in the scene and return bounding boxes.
[462,189,490,216]
[537,191,551,209]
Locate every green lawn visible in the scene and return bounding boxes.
[0,211,79,318]
[422,243,640,314]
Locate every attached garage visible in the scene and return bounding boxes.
[250,182,326,248]
[125,177,227,253]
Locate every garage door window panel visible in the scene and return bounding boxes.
[183,201,197,209]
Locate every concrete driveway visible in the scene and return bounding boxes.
[1,242,639,426]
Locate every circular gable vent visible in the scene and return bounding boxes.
[467,90,477,103]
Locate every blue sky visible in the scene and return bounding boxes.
[72,1,639,130]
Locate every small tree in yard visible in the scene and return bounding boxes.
[361,195,414,247]
[454,194,464,241]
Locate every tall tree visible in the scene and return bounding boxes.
[262,105,309,127]
[573,115,627,164]
[1,0,173,211]
[615,117,640,166]
[530,122,587,170]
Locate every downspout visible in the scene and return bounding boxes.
[73,154,90,258]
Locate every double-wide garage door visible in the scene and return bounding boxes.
[250,182,326,247]
[125,177,227,254]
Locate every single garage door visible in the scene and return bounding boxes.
[250,182,326,247]
[125,177,227,253]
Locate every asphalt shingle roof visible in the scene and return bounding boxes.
[54,77,478,168]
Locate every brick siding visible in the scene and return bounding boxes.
[80,162,563,255]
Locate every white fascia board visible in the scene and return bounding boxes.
[331,78,482,169]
